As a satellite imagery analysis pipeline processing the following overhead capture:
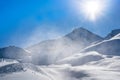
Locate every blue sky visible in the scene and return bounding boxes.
[0,0,120,47]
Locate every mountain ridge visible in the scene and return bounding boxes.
[105,29,120,39]
[1,27,120,65]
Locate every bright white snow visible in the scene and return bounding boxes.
[0,54,120,80]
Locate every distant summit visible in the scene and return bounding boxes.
[105,29,120,39]
[0,46,29,61]
[71,27,90,33]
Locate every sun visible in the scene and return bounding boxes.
[81,0,105,21]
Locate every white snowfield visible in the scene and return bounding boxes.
[0,59,18,67]
[56,51,105,66]
[0,54,120,80]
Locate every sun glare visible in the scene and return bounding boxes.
[80,0,106,21]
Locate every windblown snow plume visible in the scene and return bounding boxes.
[27,28,103,65]
[56,51,105,66]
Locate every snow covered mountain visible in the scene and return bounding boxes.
[81,35,120,56]
[105,29,120,39]
[1,27,120,80]
[27,27,103,65]
[75,29,120,56]
[0,46,30,62]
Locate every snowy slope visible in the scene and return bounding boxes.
[81,37,120,56]
[0,59,18,67]
[1,61,120,80]
[111,33,120,40]
[86,56,120,70]
[0,64,50,80]
[105,29,120,39]
[56,51,105,66]
[0,69,50,80]
[0,60,51,80]
[81,29,120,56]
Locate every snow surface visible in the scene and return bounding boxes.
[82,38,120,55]
[111,33,120,40]
[0,59,18,67]
[0,54,120,80]
[56,51,105,66]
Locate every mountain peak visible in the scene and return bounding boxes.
[65,27,103,41]
[65,27,92,37]
[72,27,90,34]
[105,29,120,39]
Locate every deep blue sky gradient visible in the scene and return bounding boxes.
[0,0,120,47]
